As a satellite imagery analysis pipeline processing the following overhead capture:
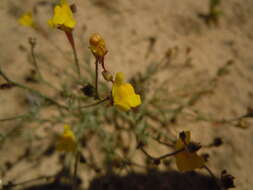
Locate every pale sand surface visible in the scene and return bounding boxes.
[0,0,253,189]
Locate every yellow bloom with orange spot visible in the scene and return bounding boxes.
[48,0,76,29]
[18,12,34,27]
[175,131,205,172]
[56,125,77,152]
[112,72,141,111]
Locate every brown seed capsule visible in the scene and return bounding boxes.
[201,153,210,161]
[70,4,77,13]
[187,142,202,153]
[102,70,113,82]
[220,170,235,189]
[179,131,187,142]
[153,159,161,165]
[212,137,223,147]
[81,84,94,97]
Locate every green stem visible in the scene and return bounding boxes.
[80,97,109,109]
[0,69,11,83]
[29,38,42,79]
[72,151,80,190]
[0,114,27,122]
[0,68,68,110]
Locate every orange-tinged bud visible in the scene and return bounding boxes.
[89,33,107,58]
[89,33,103,47]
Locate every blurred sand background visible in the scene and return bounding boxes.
[0,0,253,189]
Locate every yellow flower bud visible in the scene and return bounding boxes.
[18,12,34,27]
[89,33,103,47]
[89,33,107,58]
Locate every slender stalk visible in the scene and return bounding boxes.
[101,57,106,71]
[29,38,42,79]
[73,45,80,79]
[203,165,224,190]
[72,151,80,190]
[0,69,11,83]
[151,136,174,148]
[140,147,185,160]
[3,176,54,188]
[0,68,68,110]
[94,59,99,99]
[156,148,185,160]
[28,38,60,91]
[80,97,110,109]
[65,31,81,79]
[0,114,27,122]
[203,165,215,178]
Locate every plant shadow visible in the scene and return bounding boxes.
[23,169,220,190]
[89,170,221,190]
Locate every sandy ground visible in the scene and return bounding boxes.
[0,0,253,189]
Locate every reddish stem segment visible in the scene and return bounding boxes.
[65,31,81,78]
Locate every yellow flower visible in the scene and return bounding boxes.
[175,131,205,172]
[89,33,107,58]
[112,72,141,111]
[56,125,77,152]
[18,12,34,27]
[48,0,76,29]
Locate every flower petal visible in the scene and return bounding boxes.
[175,151,205,172]
[56,125,77,152]
[175,131,191,150]
[18,12,34,27]
[48,0,76,29]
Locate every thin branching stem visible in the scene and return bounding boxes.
[140,147,184,160]
[94,59,99,99]
[64,31,81,79]
[0,69,11,83]
[0,68,69,110]
[150,136,175,148]
[72,151,80,190]
[203,165,224,190]
[0,114,27,122]
[3,176,54,189]
[80,97,109,109]
[72,45,81,79]
[29,38,42,79]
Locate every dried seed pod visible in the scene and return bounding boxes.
[102,70,113,82]
[220,170,235,189]
[81,84,95,97]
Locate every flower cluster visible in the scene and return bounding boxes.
[87,34,141,111]
[17,2,231,183]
